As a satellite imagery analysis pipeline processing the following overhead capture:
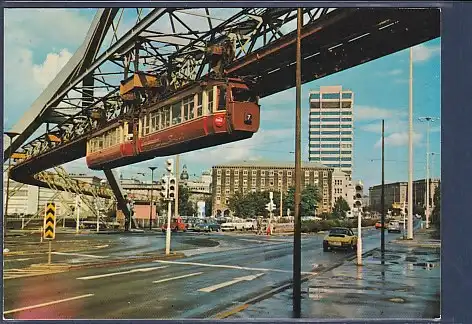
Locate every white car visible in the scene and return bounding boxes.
[387,221,401,233]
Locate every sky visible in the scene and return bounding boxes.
[3,8,441,192]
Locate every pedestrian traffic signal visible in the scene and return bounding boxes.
[166,158,174,174]
[160,176,169,199]
[168,176,176,200]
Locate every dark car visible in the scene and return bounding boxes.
[194,221,220,232]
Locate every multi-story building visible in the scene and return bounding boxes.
[368,178,440,214]
[308,85,354,175]
[331,168,355,208]
[211,161,334,217]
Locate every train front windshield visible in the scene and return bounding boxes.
[232,87,257,103]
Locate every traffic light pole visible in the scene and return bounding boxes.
[165,199,172,255]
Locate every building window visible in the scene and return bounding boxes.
[322,93,340,99]
[225,188,230,194]
[252,170,257,177]
[243,170,248,176]
[234,179,239,186]
[252,179,256,186]
[342,92,352,99]
[226,169,230,176]
[310,93,320,100]
[269,178,274,186]
[217,169,221,175]
[217,177,221,185]
[234,170,239,176]
[216,196,221,203]
[261,170,265,176]
[261,178,265,186]
[243,179,248,187]
[216,186,221,194]
[269,170,274,176]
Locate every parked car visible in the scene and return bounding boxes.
[323,227,357,252]
[161,217,187,232]
[194,220,220,232]
[375,221,383,229]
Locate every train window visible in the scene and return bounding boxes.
[144,115,150,135]
[171,102,181,125]
[196,93,203,117]
[98,136,104,150]
[232,87,257,103]
[183,95,194,121]
[208,88,214,112]
[150,111,158,132]
[163,107,171,128]
[217,86,226,111]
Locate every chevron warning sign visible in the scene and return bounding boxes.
[43,202,56,240]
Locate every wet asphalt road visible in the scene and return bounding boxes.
[3,227,405,319]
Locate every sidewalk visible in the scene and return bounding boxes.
[225,228,440,320]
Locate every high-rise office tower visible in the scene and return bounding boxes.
[308,85,354,175]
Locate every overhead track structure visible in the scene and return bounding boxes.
[5,8,439,194]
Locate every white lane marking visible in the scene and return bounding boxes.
[153,260,317,275]
[3,293,94,315]
[94,244,109,249]
[199,273,265,293]
[4,258,34,262]
[77,266,168,280]
[152,272,203,284]
[51,252,107,259]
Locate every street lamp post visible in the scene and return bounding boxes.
[4,131,20,235]
[149,167,157,230]
[418,117,439,229]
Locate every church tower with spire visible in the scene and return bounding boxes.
[180,164,189,184]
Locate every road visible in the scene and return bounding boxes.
[4,227,406,319]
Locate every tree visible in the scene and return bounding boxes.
[413,204,425,217]
[331,197,350,219]
[301,184,321,216]
[204,196,213,217]
[176,185,196,216]
[431,184,440,226]
[284,185,321,216]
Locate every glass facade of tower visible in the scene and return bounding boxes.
[308,86,354,174]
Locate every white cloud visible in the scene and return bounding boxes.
[354,105,406,121]
[4,9,93,130]
[32,49,73,89]
[185,128,292,164]
[412,44,441,62]
[5,9,92,49]
[374,131,423,148]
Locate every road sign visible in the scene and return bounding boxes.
[43,202,56,240]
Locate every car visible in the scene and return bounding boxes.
[387,221,401,233]
[194,221,220,232]
[375,221,383,229]
[323,227,357,252]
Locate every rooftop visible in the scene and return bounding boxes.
[213,160,333,170]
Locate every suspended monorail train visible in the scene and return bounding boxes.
[85,78,260,170]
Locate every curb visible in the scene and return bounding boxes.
[29,252,186,271]
[213,247,378,319]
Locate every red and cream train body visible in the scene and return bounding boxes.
[85,78,260,170]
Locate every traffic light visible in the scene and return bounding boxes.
[265,202,276,211]
[168,176,176,200]
[166,158,174,174]
[160,176,169,199]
